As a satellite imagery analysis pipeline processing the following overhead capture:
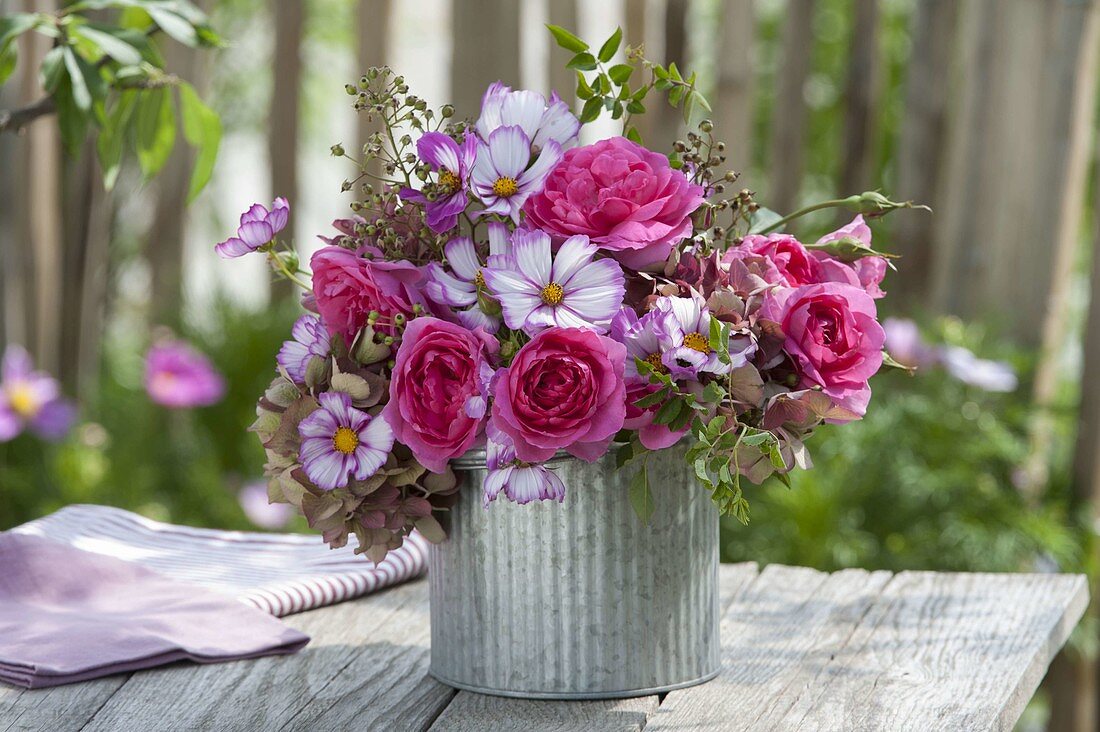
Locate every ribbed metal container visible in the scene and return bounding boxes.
[428,444,720,699]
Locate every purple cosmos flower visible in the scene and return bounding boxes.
[656,294,755,380]
[471,126,562,222]
[144,341,227,409]
[476,82,581,152]
[238,481,294,529]
[481,229,625,335]
[277,314,331,383]
[0,345,75,442]
[402,132,477,233]
[483,423,566,507]
[610,306,676,380]
[298,391,394,491]
[882,318,938,369]
[423,228,511,334]
[215,197,290,258]
[940,346,1018,393]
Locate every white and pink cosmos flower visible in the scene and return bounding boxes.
[298,392,394,491]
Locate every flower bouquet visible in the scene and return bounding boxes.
[225,26,920,697]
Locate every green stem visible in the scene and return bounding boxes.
[757,198,852,235]
[268,251,311,291]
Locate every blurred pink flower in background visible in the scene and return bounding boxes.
[0,345,75,442]
[883,318,1017,393]
[144,341,226,408]
[238,481,294,529]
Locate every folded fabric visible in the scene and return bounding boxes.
[0,533,309,689]
[14,504,430,616]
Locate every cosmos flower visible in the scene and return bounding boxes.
[277,314,331,383]
[470,125,562,222]
[610,306,675,380]
[481,229,624,335]
[0,345,75,442]
[476,81,581,152]
[423,228,510,333]
[144,341,226,409]
[298,391,394,491]
[482,423,566,507]
[655,294,754,380]
[215,198,290,258]
[402,132,477,233]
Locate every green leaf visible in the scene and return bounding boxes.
[0,13,38,49]
[147,7,198,47]
[52,78,89,154]
[40,46,66,92]
[575,72,594,100]
[0,45,16,86]
[74,25,143,65]
[628,464,655,525]
[654,397,682,426]
[597,27,622,63]
[546,24,588,53]
[97,89,138,190]
[702,382,725,404]
[135,87,176,178]
[625,125,642,144]
[566,52,597,71]
[608,63,633,85]
[579,96,602,123]
[178,82,221,201]
[62,47,92,112]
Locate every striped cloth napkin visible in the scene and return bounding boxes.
[13,504,430,616]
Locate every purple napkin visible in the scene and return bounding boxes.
[0,533,309,689]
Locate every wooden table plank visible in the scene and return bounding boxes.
[0,677,126,732]
[76,579,453,732]
[428,563,761,732]
[646,564,894,731]
[779,571,1089,732]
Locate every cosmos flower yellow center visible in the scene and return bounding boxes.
[438,168,460,192]
[475,269,486,288]
[683,332,711,354]
[540,282,565,306]
[644,352,668,374]
[492,176,519,197]
[332,426,360,455]
[7,384,37,417]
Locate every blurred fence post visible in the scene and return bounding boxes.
[624,0,653,144]
[270,0,304,302]
[547,0,577,103]
[451,0,521,120]
[836,0,879,206]
[714,0,754,175]
[357,0,392,182]
[892,0,957,305]
[649,0,687,152]
[768,0,815,216]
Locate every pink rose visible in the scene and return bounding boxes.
[814,216,887,299]
[310,246,427,343]
[759,282,885,417]
[726,234,820,287]
[523,136,705,270]
[384,317,497,473]
[492,327,627,462]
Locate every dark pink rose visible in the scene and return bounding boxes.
[491,327,627,462]
[727,234,820,287]
[759,282,885,417]
[814,216,887,298]
[310,246,427,343]
[384,317,497,473]
[523,136,705,270]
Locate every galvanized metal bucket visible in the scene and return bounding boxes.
[427,444,720,699]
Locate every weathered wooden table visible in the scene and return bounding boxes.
[1,563,1087,731]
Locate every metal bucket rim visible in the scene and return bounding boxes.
[450,448,579,470]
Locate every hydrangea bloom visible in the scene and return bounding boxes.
[298,392,394,490]
[471,126,562,222]
[481,230,624,335]
[402,132,477,233]
[483,424,566,507]
[144,341,226,409]
[0,345,74,442]
[277,314,331,383]
[215,198,290,258]
[476,81,580,152]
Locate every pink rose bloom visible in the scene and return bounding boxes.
[726,234,820,287]
[759,282,885,418]
[384,317,497,473]
[523,136,705,270]
[813,215,887,299]
[310,246,427,343]
[492,327,627,463]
